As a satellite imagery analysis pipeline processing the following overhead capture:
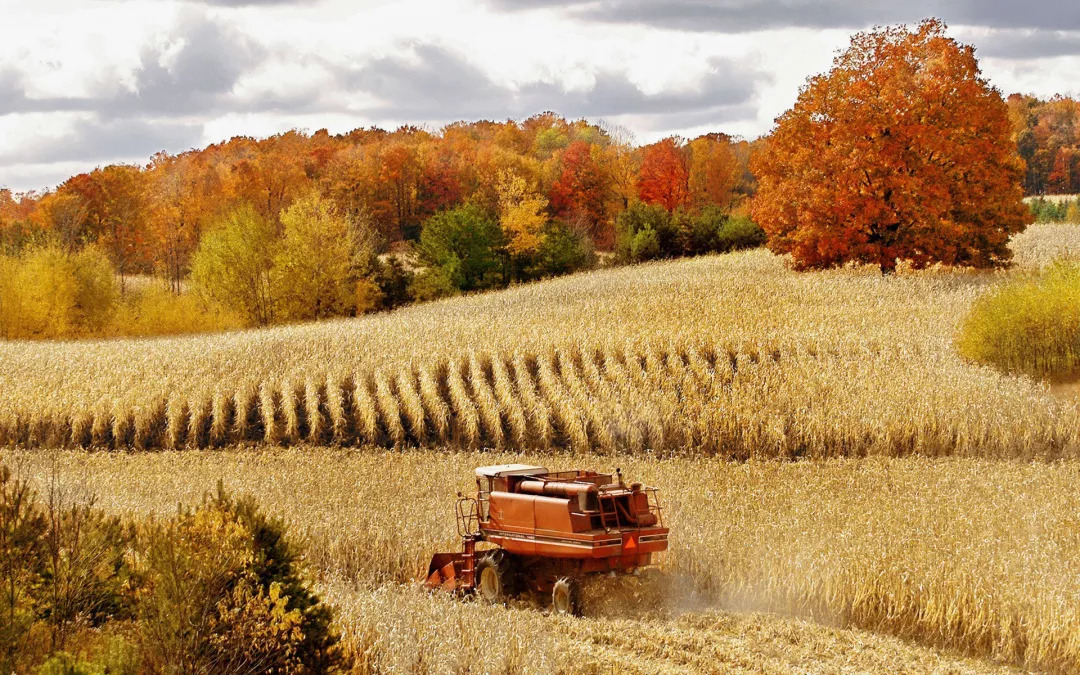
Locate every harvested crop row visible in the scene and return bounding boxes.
[4,340,1077,458]
[4,227,1080,459]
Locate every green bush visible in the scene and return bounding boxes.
[526,221,595,279]
[716,216,767,252]
[616,203,766,262]
[957,259,1080,379]
[630,227,661,262]
[417,204,505,292]
[615,203,672,262]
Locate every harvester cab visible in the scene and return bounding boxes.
[424,464,669,615]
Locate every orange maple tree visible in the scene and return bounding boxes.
[751,19,1031,272]
[637,137,689,212]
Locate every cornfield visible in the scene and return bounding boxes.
[3,224,1080,458]
[4,448,1064,673]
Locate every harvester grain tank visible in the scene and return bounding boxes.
[424,464,669,615]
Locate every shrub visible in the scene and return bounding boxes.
[417,205,505,292]
[630,227,661,262]
[373,256,414,309]
[409,267,459,302]
[615,203,671,262]
[525,221,595,279]
[716,216,767,252]
[137,484,340,673]
[110,284,243,338]
[957,259,1080,379]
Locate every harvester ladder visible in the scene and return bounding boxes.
[598,494,619,531]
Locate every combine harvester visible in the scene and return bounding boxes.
[425,464,669,615]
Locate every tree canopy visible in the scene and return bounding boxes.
[751,19,1031,272]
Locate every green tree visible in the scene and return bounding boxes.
[273,194,359,322]
[526,221,595,279]
[190,205,277,326]
[615,203,674,262]
[417,205,505,292]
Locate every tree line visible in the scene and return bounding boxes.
[0,116,756,287]
[0,116,766,339]
[1008,95,1080,196]
[0,18,1063,339]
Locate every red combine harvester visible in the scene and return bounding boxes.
[424,464,669,615]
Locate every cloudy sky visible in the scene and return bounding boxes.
[1,0,1078,193]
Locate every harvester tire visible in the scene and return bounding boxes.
[551,577,581,616]
[476,551,517,604]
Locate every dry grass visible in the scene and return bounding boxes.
[3,225,1080,458]
[3,447,1070,672]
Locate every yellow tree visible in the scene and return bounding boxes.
[496,169,548,259]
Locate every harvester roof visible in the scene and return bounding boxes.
[474,464,547,478]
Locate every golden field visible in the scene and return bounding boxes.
[4,224,1080,459]
[4,448,1052,673]
[7,225,1080,671]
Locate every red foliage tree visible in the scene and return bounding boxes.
[751,19,1031,272]
[637,138,689,212]
[549,140,610,246]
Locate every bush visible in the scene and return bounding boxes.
[957,259,1080,379]
[615,203,672,262]
[0,464,340,674]
[525,221,595,279]
[373,256,414,309]
[630,227,661,262]
[409,267,459,302]
[716,216,767,252]
[110,284,243,338]
[1028,197,1077,223]
[0,466,136,674]
[0,245,120,340]
[616,203,766,262]
[417,205,505,292]
[137,485,340,673]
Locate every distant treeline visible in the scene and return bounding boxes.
[1009,95,1080,196]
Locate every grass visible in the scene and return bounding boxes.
[4,224,1080,459]
[5,447,1042,673]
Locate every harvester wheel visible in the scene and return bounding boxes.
[476,551,516,604]
[551,577,581,616]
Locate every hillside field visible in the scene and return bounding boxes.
[6,225,1080,671]
[4,224,1080,460]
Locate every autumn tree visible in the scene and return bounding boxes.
[190,205,277,326]
[688,134,740,211]
[94,165,149,292]
[637,138,690,212]
[496,170,548,259]
[273,193,361,322]
[752,19,1031,272]
[548,140,610,247]
[146,152,217,293]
